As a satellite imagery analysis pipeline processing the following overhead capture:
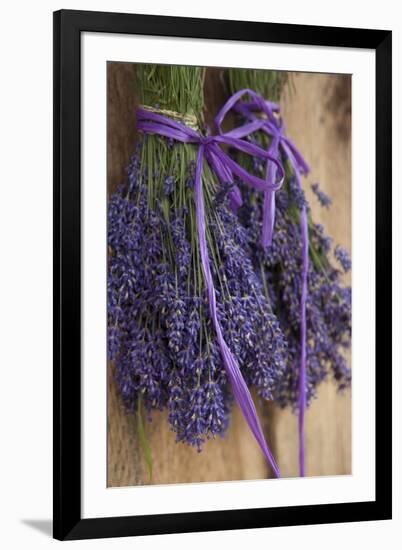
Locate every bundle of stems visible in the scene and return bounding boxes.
[108,64,288,455]
[227,68,288,105]
[226,68,351,408]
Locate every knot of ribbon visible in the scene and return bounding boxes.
[233,94,310,477]
[137,89,286,478]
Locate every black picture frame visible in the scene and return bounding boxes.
[53,9,392,541]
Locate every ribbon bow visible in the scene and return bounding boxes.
[234,94,310,477]
[137,89,285,478]
[233,98,309,247]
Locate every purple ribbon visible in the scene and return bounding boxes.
[137,89,285,478]
[235,97,310,477]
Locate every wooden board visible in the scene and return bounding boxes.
[107,64,351,486]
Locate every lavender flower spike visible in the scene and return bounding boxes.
[311,182,332,208]
[334,245,351,272]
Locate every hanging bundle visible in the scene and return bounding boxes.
[226,69,352,475]
[108,66,290,477]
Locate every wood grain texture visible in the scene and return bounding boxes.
[107,65,351,487]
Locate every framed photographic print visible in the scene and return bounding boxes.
[53,9,392,541]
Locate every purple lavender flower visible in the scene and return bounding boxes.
[334,245,351,273]
[312,223,332,254]
[311,182,332,208]
[288,176,308,211]
[170,214,191,284]
[108,325,121,360]
[204,379,229,437]
[167,373,186,437]
[164,175,175,196]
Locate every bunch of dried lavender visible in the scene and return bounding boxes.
[108,65,287,453]
[227,68,352,410]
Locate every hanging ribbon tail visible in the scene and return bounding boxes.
[276,138,309,478]
[219,337,281,478]
[298,198,308,478]
[261,189,275,248]
[289,164,308,479]
[261,137,280,248]
[194,146,281,479]
[279,138,309,479]
[282,138,310,176]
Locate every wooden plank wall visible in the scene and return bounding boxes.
[107,64,351,486]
